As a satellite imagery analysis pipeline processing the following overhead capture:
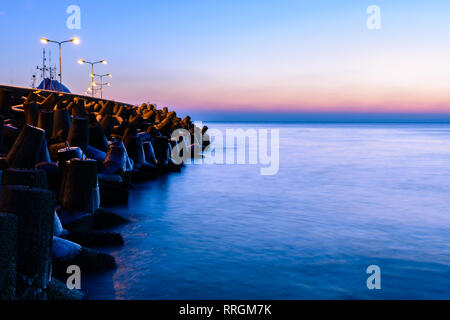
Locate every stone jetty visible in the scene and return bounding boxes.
[0,85,206,300]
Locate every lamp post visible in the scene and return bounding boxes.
[87,87,101,96]
[93,73,112,98]
[40,37,80,91]
[78,59,107,97]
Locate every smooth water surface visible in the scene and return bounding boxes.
[83,123,450,299]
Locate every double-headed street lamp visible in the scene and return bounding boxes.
[40,37,80,91]
[77,59,107,97]
[86,86,100,96]
[92,73,112,98]
[87,82,110,98]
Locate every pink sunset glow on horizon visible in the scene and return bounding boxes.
[2,1,450,117]
[112,83,450,114]
[93,31,450,114]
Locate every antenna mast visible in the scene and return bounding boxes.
[48,50,56,80]
[36,48,48,90]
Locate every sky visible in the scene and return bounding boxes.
[1,0,450,120]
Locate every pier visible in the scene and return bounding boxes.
[0,84,203,300]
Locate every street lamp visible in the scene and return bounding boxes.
[78,59,107,97]
[40,37,80,91]
[93,73,112,98]
[87,86,105,97]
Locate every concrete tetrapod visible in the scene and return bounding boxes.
[0,186,54,290]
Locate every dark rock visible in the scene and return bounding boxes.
[61,159,99,214]
[35,162,61,197]
[53,246,116,275]
[0,186,54,289]
[0,213,18,300]
[99,180,129,206]
[58,210,94,232]
[65,230,124,247]
[46,277,84,300]
[16,273,48,300]
[6,124,45,168]
[94,208,130,229]
[2,124,19,150]
[2,168,49,189]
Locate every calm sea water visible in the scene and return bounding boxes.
[83,123,450,300]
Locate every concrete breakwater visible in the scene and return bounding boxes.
[0,85,206,300]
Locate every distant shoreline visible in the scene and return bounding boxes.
[185,111,450,124]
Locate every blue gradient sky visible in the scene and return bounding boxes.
[1,1,450,120]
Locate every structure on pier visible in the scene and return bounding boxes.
[37,78,71,93]
[32,49,71,93]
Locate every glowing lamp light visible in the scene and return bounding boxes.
[78,59,85,64]
[40,38,49,44]
[101,60,107,64]
[72,37,80,45]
